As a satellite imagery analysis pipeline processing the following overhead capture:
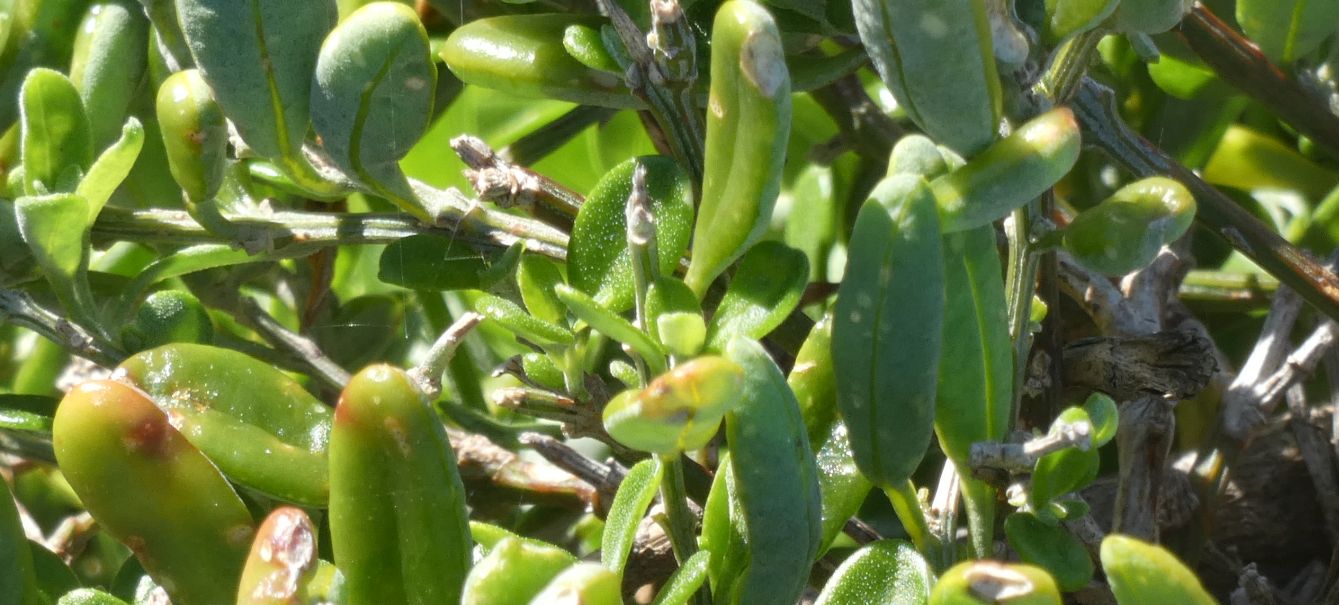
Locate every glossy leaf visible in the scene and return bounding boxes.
[685,0,791,297]
[154,69,226,203]
[1084,392,1119,447]
[54,380,254,605]
[603,356,742,454]
[601,458,663,574]
[311,1,435,212]
[441,15,636,108]
[236,507,320,605]
[1101,535,1216,604]
[651,550,712,605]
[645,276,702,347]
[930,108,1081,233]
[1061,176,1196,276]
[561,23,618,73]
[77,118,144,219]
[58,589,130,605]
[69,1,148,148]
[20,68,93,195]
[854,0,1002,156]
[718,336,823,605]
[555,283,667,375]
[474,293,575,346]
[461,536,577,605]
[705,241,808,351]
[937,226,1011,557]
[833,175,944,487]
[176,0,336,160]
[930,561,1062,604]
[527,563,621,605]
[118,344,332,505]
[329,365,472,604]
[1004,512,1094,592]
[814,540,932,605]
[568,156,694,312]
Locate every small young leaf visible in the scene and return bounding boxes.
[813,540,932,605]
[20,68,93,195]
[705,240,808,351]
[601,459,663,574]
[1004,512,1094,592]
[568,156,694,312]
[77,118,144,220]
[236,508,319,605]
[1030,408,1101,510]
[602,356,744,455]
[517,254,568,325]
[527,563,620,605]
[1101,535,1216,605]
[475,293,575,346]
[930,560,1062,604]
[462,537,577,605]
[650,550,711,605]
[155,69,227,203]
[1084,392,1119,447]
[555,283,666,374]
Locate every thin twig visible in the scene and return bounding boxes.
[1286,385,1339,547]
[0,289,123,367]
[1178,3,1339,160]
[410,312,484,400]
[971,418,1092,474]
[451,135,585,223]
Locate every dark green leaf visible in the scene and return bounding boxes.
[814,540,931,605]
[705,241,808,351]
[1004,512,1094,592]
[600,459,662,574]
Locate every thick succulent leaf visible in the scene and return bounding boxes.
[461,536,576,605]
[1100,535,1216,604]
[20,68,93,195]
[77,118,144,220]
[651,550,712,605]
[69,1,148,148]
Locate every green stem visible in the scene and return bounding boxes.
[627,164,659,382]
[657,454,708,605]
[883,481,936,563]
[1005,202,1043,430]
[1033,27,1107,105]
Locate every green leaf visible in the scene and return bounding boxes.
[516,254,567,325]
[853,0,1001,156]
[118,344,333,505]
[650,550,711,605]
[154,69,228,203]
[176,0,336,160]
[441,15,637,108]
[54,380,253,605]
[20,68,93,195]
[77,118,144,220]
[814,540,932,605]
[833,175,944,488]
[568,156,694,312]
[236,508,320,605]
[685,0,791,297]
[645,276,701,347]
[329,365,472,603]
[1004,512,1094,592]
[120,289,214,352]
[602,356,744,455]
[15,193,95,323]
[1237,0,1339,62]
[1084,393,1119,447]
[1030,408,1101,510]
[114,244,258,322]
[58,588,131,605]
[462,536,577,605]
[527,563,620,605]
[378,235,512,292]
[720,336,823,605]
[474,293,575,346]
[555,283,666,374]
[600,459,663,574]
[1061,176,1197,276]
[69,1,149,149]
[1044,0,1118,41]
[699,454,747,600]
[1101,535,1217,605]
[936,226,1011,557]
[705,241,808,351]
[0,475,42,605]
[311,1,435,212]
